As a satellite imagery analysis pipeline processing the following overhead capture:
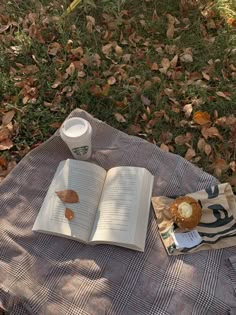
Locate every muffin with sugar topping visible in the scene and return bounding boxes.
[169,196,202,229]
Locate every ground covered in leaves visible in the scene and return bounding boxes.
[0,0,235,189]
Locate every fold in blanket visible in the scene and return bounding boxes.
[152,183,236,255]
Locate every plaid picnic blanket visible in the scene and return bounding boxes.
[1,109,236,315]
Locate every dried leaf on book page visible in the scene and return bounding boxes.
[56,190,79,203]
[65,208,74,221]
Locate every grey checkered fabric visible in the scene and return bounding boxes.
[1,109,236,314]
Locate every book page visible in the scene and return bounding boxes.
[89,167,153,250]
[33,159,106,243]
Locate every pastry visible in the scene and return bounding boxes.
[169,196,202,229]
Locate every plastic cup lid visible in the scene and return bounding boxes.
[60,118,89,140]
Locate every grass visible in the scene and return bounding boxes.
[0,0,235,186]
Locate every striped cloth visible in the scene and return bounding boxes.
[0,109,236,314]
[152,183,236,255]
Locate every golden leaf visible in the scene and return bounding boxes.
[65,208,74,221]
[193,111,211,125]
[56,190,79,203]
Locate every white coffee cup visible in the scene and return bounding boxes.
[60,117,92,160]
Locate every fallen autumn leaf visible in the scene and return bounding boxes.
[56,190,79,203]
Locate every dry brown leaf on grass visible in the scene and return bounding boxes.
[65,208,75,221]
[2,110,15,126]
[211,158,228,177]
[56,190,79,203]
[86,16,95,33]
[166,14,175,39]
[185,148,196,160]
[115,45,123,56]
[183,104,193,118]
[216,91,231,101]
[102,43,113,56]
[160,143,169,152]
[47,42,62,56]
[229,176,236,186]
[151,62,158,71]
[201,126,223,141]
[197,138,212,156]
[0,161,17,182]
[175,133,192,145]
[114,113,126,123]
[0,138,13,150]
[0,128,10,142]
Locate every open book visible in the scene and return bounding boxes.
[33,159,154,251]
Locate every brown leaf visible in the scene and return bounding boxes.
[2,110,15,125]
[56,190,79,203]
[229,161,236,172]
[66,63,76,76]
[90,85,102,97]
[115,45,123,56]
[151,62,158,71]
[114,113,126,123]
[161,58,170,69]
[102,43,113,55]
[201,126,223,141]
[175,133,192,145]
[204,143,212,156]
[228,176,236,186]
[107,76,116,85]
[86,15,95,33]
[167,23,175,39]
[50,122,61,129]
[141,95,151,106]
[185,148,196,160]
[0,160,16,177]
[160,143,169,152]
[77,71,86,78]
[180,53,193,63]
[65,208,74,221]
[0,128,10,142]
[202,71,210,81]
[170,55,178,68]
[227,18,236,28]
[70,47,83,56]
[47,42,61,56]
[102,84,110,96]
[183,104,192,118]
[0,157,7,168]
[216,91,231,101]
[193,111,211,125]
[0,24,10,33]
[211,158,228,177]
[197,138,206,152]
[0,138,13,150]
